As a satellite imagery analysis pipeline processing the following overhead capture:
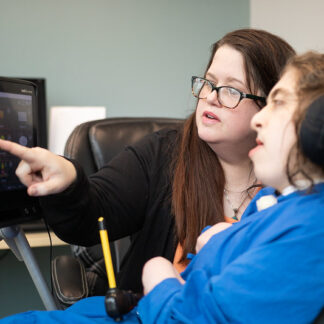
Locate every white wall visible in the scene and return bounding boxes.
[250,0,324,53]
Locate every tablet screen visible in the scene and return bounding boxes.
[0,77,40,228]
[0,90,34,191]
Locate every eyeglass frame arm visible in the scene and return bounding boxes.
[191,76,266,107]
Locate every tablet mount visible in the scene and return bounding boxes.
[0,224,57,310]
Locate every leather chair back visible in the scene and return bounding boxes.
[64,117,184,173]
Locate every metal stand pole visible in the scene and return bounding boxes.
[0,225,57,310]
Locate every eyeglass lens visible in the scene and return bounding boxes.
[192,78,241,108]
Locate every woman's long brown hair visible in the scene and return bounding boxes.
[172,29,296,262]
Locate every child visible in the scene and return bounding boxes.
[1,51,324,323]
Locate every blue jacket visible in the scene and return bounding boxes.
[2,184,324,323]
[139,184,324,323]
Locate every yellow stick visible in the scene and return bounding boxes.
[98,217,116,288]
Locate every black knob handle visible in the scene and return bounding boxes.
[105,288,142,321]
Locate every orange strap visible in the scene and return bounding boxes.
[173,186,263,272]
[173,243,188,273]
[173,217,237,272]
[224,216,239,224]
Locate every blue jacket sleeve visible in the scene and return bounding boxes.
[137,231,324,324]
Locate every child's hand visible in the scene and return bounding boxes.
[142,257,185,295]
[196,222,232,253]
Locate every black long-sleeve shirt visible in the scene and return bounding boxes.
[41,128,179,292]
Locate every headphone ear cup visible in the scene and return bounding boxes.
[299,95,324,166]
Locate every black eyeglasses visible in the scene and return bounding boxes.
[191,76,266,109]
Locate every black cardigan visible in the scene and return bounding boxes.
[41,128,179,293]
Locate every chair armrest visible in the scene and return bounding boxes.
[51,255,89,308]
[314,308,324,324]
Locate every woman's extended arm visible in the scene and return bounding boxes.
[0,138,150,246]
[0,130,174,247]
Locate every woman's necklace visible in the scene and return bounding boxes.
[223,189,249,220]
[224,179,258,220]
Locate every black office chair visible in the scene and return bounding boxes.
[51,117,183,308]
[314,308,324,324]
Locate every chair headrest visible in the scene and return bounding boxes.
[64,117,183,175]
[300,95,324,166]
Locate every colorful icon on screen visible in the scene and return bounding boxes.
[19,136,28,146]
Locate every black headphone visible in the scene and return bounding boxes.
[300,95,324,166]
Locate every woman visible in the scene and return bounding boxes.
[139,51,324,324]
[0,29,295,293]
[2,51,324,324]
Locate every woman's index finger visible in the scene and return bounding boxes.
[0,139,35,162]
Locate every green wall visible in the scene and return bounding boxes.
[0,0,249,121]
[0,0,249,318]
